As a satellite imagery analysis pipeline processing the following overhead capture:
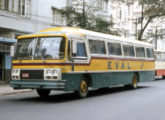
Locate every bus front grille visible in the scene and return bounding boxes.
[20,70,44,80]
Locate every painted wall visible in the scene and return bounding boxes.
[4,53,11,70]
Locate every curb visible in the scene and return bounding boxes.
[0,89,33,96]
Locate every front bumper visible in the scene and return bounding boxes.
[10,80,66,90]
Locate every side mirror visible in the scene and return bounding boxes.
[72,41,77,57]
[10,45,15,57]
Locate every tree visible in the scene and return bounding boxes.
[60,0,115,34]
[138,0,165,40]
[112,0,165,40]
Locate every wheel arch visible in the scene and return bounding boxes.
[134,72,140,82]
[82,74,92,87]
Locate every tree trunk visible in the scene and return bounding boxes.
[138,16,153,41]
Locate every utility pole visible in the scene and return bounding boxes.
[82,0,98,28]
[82,0,86,28]
[141,2,144,34]
[155,26,158,50]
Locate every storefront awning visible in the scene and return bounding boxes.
[0,37,17,44]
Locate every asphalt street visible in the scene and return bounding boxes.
[1,80,165,120]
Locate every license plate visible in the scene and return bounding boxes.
[22,73,29,78]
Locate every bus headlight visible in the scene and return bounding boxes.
[44,69,61,80]
[11,69,20,80]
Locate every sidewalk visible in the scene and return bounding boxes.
[0,84,32,96]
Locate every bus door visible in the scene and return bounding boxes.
[70,39,88,70]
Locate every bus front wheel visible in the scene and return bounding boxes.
[75,77,88,98]
[36,89,51,98]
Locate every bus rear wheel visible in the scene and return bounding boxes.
[131,73,138,89]
[75,77,88,98]
[124,73,138,89]
[36,89,51,98]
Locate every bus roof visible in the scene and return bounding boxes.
[18,27,153,47]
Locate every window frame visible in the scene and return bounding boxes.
[107,41,122,58]
[71,39,88,61]
[146,47,154,59]
[122,43,135,58]
[88,39,107,56]
[135,46,146,59]
[52,8,65,25]
[75,41,88,60]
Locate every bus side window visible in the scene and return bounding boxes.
[146,48,154,58]
[77,42,87,57]
[123,45,135,57]
[89,40,106,54]
[136,47,145,58]
[108,42,122,56]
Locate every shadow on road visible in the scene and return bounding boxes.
[13,85,150,103]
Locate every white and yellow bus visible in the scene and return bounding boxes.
[155,50,165,79]
[10,27,155,98]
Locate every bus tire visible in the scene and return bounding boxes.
[75,77,88,98]
[131,73,138,89]
[124,73,138,89]
[36,89,51,98]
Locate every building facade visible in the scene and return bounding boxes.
[0,0,69,83]
[0,0,111,83]
[110,0,165,50]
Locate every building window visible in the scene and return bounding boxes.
[0,0,30,17]
[103,0,108,12]
[52,8,65,25]
[97,0,103,9]
[97,0,108,12]
[0,0,9,10]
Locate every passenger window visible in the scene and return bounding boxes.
[108,42,122,56]
[89,40,106,54]
[146,48,153,58]
[123,45,135,57]
[77,42,87,57]
[136,47,145,57]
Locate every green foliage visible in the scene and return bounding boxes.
[137,0,165,40]
[59,1,115,35]
[139,0,165,18]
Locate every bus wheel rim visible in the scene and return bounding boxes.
[80,81,87,93]
[133,76,137,88]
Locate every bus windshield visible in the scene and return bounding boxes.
[15,37,65,60]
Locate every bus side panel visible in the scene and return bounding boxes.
[62,71,154,91]
[138,71,155,82]
[90,72,133,88]
[63,74,82,91]
[63,72,134,90]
